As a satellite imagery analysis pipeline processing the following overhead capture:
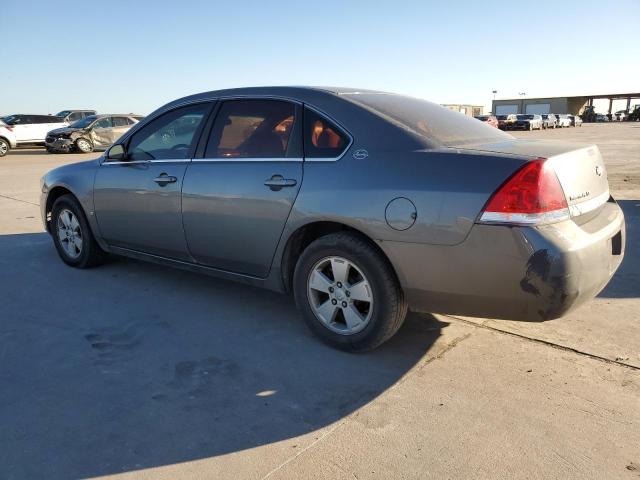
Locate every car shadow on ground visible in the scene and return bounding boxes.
[598,199,639,298]
[0,232,446,479]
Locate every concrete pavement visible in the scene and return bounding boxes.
[0,124,638,479]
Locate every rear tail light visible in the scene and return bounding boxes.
[478,159,569,225]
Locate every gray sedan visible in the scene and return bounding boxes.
[41,87,625,351]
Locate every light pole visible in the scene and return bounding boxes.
[491,90,497,114]
[519,92,526,114]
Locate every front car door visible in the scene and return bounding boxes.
[182,99,303,277]
[8,115,34,142]
[93,102,211,261]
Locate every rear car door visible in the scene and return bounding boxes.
[111,116,133,145]
[91,117,114,148]
[182,99,302,277]
[93,102,211,261]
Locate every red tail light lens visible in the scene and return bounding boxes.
[479,159,569,225]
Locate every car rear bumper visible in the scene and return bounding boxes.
[380,200,625,321]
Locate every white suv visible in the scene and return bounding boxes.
[0,114,68,155]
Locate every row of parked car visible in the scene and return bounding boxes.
[0,110,143,157]
[475,113,582,131]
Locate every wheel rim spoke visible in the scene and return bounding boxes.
[65,239,76,257]
[330,258,349,284]
[70,215,80,231]
[60,211,70,228]
[343,305,365,329]
[309,270,333,293]
[56,226,67,242]
[348,280,371,302]
[315,299,339,324]
[72,236,83,251]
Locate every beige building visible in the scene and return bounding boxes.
[442,104,483,117]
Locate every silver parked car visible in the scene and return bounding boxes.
[45,114,143,153]
[41,87,625,351]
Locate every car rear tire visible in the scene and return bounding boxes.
[51,194,107,268]
[293,232,408,351]
[75,138,93,153]
[0,138,9,157]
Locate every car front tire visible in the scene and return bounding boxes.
[75,138,94,153]
[293,232,408,351]
[51,194,107,268]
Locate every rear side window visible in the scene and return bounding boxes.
[206,100,297,158]
[127,103,209,161]
[303,108,349,158]
[40,115,64,123]
[112,117,130,127]
[343,93,511,147]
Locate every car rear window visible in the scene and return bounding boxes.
[342,93,511,147]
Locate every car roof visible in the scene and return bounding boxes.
[161,86,385,108]
[91,114,141,118]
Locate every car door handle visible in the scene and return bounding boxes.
[264,175,297,190]
[153,173,177,186]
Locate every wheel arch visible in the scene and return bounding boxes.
[279,220,401,294]
[44,186,81,233]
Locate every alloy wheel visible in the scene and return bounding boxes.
[57,209,83,259]
[307,256,373,335]
[77,139,92,153]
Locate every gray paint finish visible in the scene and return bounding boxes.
[94,161,192,261]
[182,160,302,277]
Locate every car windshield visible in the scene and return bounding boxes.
[56,110,72,118]
[517,115,534,120]
[2,115,18,125]
[476,116,489,121]
[69,115,98,128]
[343,93,511,147]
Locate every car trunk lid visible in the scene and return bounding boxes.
[456,139,610,219]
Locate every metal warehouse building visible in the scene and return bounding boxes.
[492,92,640,116]
[442,104,484,117]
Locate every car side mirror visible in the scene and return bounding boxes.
[107,144,126,161]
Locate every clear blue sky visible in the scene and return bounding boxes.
[1,0,639,115]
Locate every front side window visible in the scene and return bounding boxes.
[206,100,296,158]
[127,103,209,161]
[94,117,113,129]
[303,108,349,158]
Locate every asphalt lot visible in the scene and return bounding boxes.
[0,123,638,480]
